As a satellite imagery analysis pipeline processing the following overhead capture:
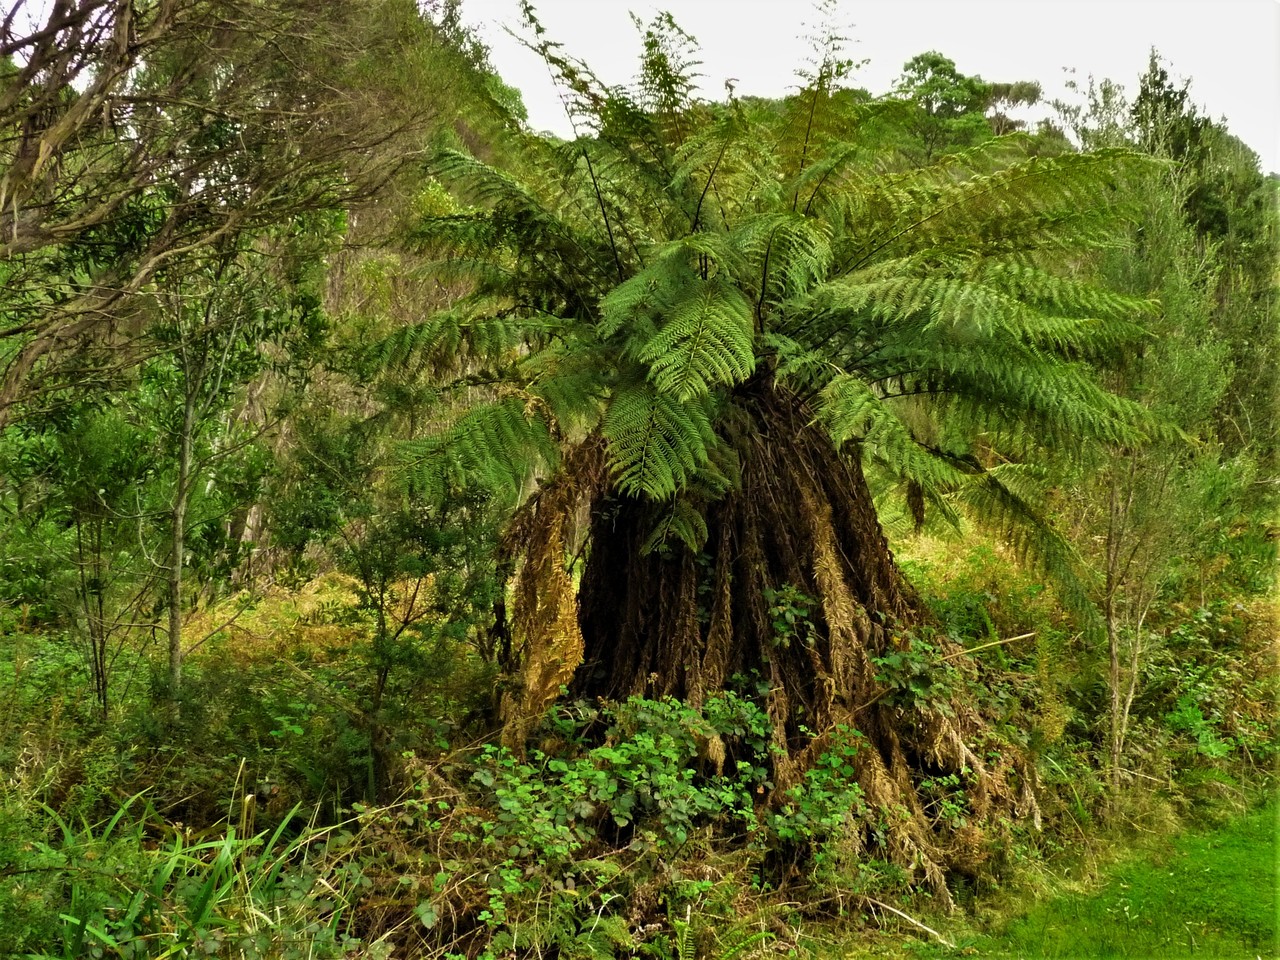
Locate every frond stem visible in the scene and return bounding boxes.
[581,145,626,283]
[792,71,825,212]
[690,137,730,233]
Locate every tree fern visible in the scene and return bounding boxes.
[410,26,1159,542]
[400,12,1168,869]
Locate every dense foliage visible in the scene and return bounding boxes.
[0,3,1274,958]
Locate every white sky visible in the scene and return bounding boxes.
[460,0,1280,173]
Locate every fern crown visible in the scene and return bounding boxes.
[396,15,1156,546]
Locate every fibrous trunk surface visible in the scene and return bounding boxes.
[578,385,909,733]
[570,385,1035,901]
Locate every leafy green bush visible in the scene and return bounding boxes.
[871,631,958,715]
[364,694,874,958]
[1148,602,1278,769]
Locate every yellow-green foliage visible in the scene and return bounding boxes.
[184,573,368,661]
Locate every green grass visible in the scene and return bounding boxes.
[971,799,1278,959]
[836,799,1279,960]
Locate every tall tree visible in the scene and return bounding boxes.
[24,401,165,721]
[0,0,460,420]
[1130,54,1278,464]
[0,0,502,705]
[396,16,1155,894]
[1085,182,1226,800]
[893,51,1041,163]
[1052,55,1276,798]
[147,225,332,696]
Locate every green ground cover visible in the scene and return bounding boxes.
[940,798,1278,959]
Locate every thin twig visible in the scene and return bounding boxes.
[862,896,955,948]
[938,631,1036,662]
[854,632,1037,713]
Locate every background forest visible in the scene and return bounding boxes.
[0,1,1275,958]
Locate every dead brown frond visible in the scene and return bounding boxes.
[499,438,608,749]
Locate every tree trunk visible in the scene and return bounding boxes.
[168,388,196,697]
[577,385,912,740]
[570,384,1032,901]
[1106,602,1122,799]
[1102,458,1139,804]
[75,517,111,722]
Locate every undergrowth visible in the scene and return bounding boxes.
[1,543,1274,959]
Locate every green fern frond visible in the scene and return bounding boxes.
[637,278,755,400]
[526,344,609,435]
[975,260,1158,319]
[409,212,502,259]
[602,376,719,499]
[673,908,695,960]
[598,255,688,340]
[733,212,834,306]
[855,134,1034,195]
[672,231,751,279]
[402,396,558,503]
[792,321,1151,448]
[790,264,1155,452]
[411,255,518,293]
[597,233,753,347]
[958,468,1102,634]
[786,140,874,215]
[370,301,536,374]
[839,149,1152,270]
[640,495,710,553]
[431,147,546,212]
[980,461,1053,505]
[817,374,971,500]
[668,107,766,226]
[669,108,747,190]
[763,331,838,391]
[848,273,1147,356]
[903,343,1153,449]
[428,148,612,293]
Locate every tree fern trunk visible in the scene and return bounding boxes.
[573,384,1031,903]
[577,384,911,726]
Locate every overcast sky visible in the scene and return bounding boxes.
[459,0,1280,173]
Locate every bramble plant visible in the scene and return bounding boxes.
[764,584,818,651]
[871,631,958,714]
[391,694,876,953]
